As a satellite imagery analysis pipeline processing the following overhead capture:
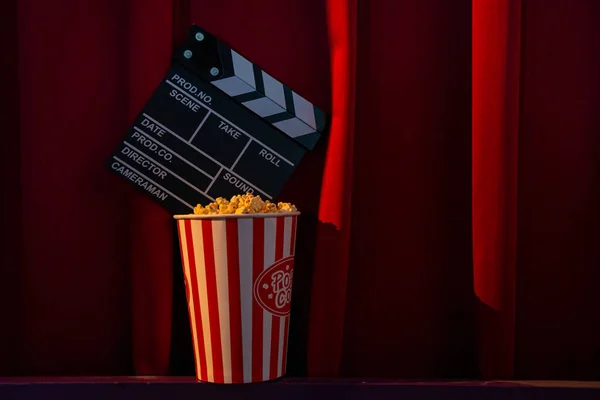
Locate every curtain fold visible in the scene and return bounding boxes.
[514,0,600,380]
[127,0,174,376]
[306,0,357,377]
[339,0,473,378]
[472,0,522,379]
[0,0,21,377]
[472,0,600,380]
[15,0,136,375]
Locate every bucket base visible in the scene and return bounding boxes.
[196,376,285,385]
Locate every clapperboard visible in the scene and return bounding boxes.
[106,25,326,214]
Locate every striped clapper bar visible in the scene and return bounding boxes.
[209,45,325,150]
[182,25,326,150]
[105,25,327,214]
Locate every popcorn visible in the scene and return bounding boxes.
[193,193,298,215]
[234,206,251,215]
[277,202,297,213]
[264,201,278,213]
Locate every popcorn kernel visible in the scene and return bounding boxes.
[193,193,298,215]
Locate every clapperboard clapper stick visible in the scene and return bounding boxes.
[106,25,327,214]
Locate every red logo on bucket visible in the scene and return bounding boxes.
[253,256,294,317]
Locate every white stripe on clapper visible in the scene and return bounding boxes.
[237,218,254,383]
[242,97,286,118]
[262,71,286,109]
[212,220,231,383]
[232,50,256,88]
[262,217,277,380]
[180,222,202,378]
[191,221,214,382]
[292,92,317,130]
[212,76,255,97]
[273,118,315,138]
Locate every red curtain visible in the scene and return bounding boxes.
[472,0,600,380]
[3,0,175,375]
[2,0,600,381]
[472,0,522,379]
[335,0,474,379]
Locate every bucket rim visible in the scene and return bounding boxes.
[174,212,300,220]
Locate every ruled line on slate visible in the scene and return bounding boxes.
[122,141,214,202]
[113,156,195,209]
[205,167,223,194]
[141,113,272,200]
[231,139,253,170]
[165,80,294,167]
[189,111,212,143]
[133,126,214,179]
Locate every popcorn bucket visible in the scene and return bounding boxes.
[174,212,299,384]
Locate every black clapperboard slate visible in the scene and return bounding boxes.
[106,25,327,214]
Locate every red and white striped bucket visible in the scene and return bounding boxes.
[174,212,299,384]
